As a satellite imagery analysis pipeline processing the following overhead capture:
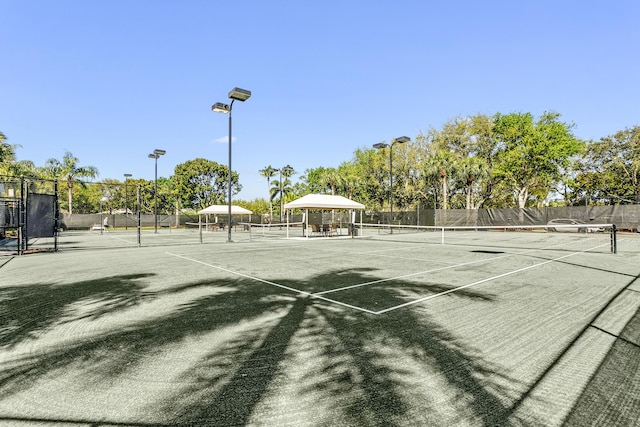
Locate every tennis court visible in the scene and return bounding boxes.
[0,228,639,426]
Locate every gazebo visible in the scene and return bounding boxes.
[197,205,253,230]
[284,194,364,238]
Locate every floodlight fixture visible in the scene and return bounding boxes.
[123,173,132,178]
[373,142,388,149]
[211,86,252,242]
[228,87,251,102]
[153,149,166,156]
[393,136,410,144]
[212,102,230,113]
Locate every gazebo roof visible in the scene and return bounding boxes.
[197,205,253,215]
[284,194,365,210]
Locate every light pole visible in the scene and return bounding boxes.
[212,87,252,243]
[148,149,166,233]
[124,173,132,230]
[373,136,409,233]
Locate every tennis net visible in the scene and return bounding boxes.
[357,223,617,253]
[236,222,306,241]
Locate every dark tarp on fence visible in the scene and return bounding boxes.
[435,205,640,230]
[375,205,640,230]
[27,193,56,238]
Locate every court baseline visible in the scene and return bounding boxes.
[167,239,609,316]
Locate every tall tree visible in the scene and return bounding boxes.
[0,132,36,177]
[422,149,457,209]
[172,158,241,209]
[492,112,584,208]
[259,165,278,221]
[0,131,11,164]
[337,161,362,200]
[301,167,327,194]
[456,156,489,209]
[581,126,640,204]
[270,165,296,221]
[319,167,342,195]
[43,151,99,214]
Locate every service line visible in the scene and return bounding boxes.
[375,242,610,314]
[165,252,378,315]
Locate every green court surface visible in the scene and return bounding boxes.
[0,231,639,426]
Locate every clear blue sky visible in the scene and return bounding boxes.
[2,1,638,200]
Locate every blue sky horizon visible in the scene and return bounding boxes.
[2,1,639,200]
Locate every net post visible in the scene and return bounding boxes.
[136,185,141,247]
[441,226,444,244]
[199,216,202,244]
[611,224,617,254]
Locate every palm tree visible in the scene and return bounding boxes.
[319,167,342,195]
[456,157,488,209]
[0,131,9,163]
[423,150,457,209]
[259,165,278,222]
[44,151,98,214]
[338,162,361,200]
[270,165,296,222]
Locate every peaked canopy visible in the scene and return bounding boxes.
[284,194,364,210]
[198,205,253,215]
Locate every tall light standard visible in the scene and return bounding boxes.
[123,173,132,230]
[373,136,409,234]
[212,87,252,243]
[148,149,166,233]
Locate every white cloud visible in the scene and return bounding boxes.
[211,136,237,144]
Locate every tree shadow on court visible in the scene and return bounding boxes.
[0,276,299,408]
[0,273,154,349]
[159,269,539,426]
[562,305,640,426]
[289,270,537,426]
[0,267,545,426]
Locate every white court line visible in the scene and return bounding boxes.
[105,234,139,245]
[374,242,610,315]
[313,254,515,295]
[165,252,378,315]
[314,236,600,296]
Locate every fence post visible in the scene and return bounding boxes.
[54,180,59,252]
[19,176,26,254]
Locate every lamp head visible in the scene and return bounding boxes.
[148,154,158,159]
[228,87,251,102]
[393,136,410,144]
[373,142,389,149]
[153,149,166,156]
[124,173,132,178]
[212,102,230,113]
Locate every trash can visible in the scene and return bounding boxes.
[348,223,355,237]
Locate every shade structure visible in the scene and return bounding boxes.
[198,205,253,215]
[284,194,364,210]
[284,194,364,238]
